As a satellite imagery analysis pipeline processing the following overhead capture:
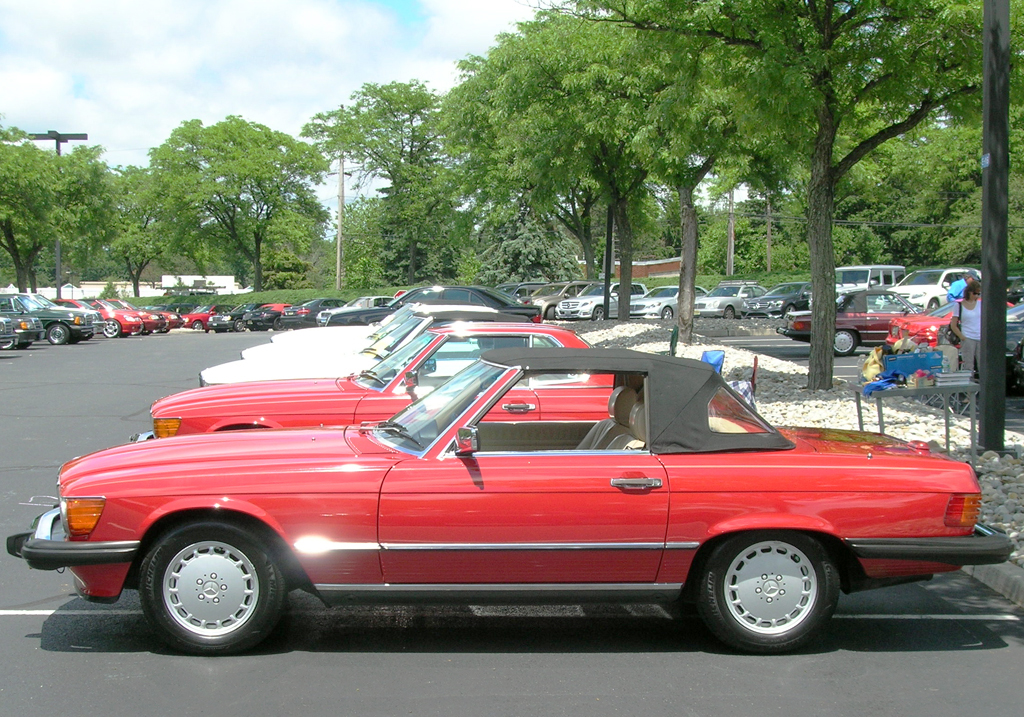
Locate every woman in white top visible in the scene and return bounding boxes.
[949,278,982,376]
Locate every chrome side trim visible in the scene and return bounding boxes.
[315,582,684,606]
[381,542,665,551]
[665,542,700,550]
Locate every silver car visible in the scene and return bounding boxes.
[694,282,768,319]
[524,281,597,320]
[629,285,710,320]
[555,282,648,320]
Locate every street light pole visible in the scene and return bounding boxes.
[29,131,88,299]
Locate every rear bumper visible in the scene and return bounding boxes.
[7,508,140,571]
[777,327,811,342]
[845,524,1014,566]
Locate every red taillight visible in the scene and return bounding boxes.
[297,309,310,315]
[944,493,982,527]
[792,320,809,331]
[531,314,542,323]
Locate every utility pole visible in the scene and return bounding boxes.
[726,189,735,276]
[979,0,1010,451]
[29,130,88,299]
[765,197,773,273]
[336,156,345,291]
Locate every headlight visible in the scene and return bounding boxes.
[708,299,720,308]
[126,314,139,321]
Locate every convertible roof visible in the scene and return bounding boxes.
[481,347,794,454]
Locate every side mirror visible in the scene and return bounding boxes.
[403,371,419,389]
[455,426,479,456]
[422,358,437,374]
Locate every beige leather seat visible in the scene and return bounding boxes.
[607,401,647,450]
[576,386,637,450]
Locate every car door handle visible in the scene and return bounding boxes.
[501,403,537,413]
[610,477,663,490]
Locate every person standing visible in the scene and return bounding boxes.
[949,277,982,376]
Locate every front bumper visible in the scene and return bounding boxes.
[695,306,727,317]
[130,431,155,442]
[845,524,1014,566]
[7,508,140,571]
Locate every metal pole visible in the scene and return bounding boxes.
[726,189,735,276]
[602,206,613,320]
[28,131,87,300]
[980,0,1010,451]
[336,156,344,291]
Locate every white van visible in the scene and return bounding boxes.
[835,264,906,292]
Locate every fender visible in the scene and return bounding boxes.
[136,495,290,543]
[209,417,281,432]
[705,512,838,540]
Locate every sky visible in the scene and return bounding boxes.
[0,0,538,177]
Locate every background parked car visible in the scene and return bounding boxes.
[105,300,167,334]
[1007,276,1024,305]
[0,314,15,348]
[0,293,95,345]
[893,267,980,311]
[779,289,919,356]
[630,286,679,320]
[244,303,291,331]
[343,295,392,309]
[180,304,236,331]
[279,298,348,330]
[58,298,143,338]
[141,305,186,332]
[523,281,597,320]
[495,281,548,299]
[695,281,768,319]
[321,285,541,326]
[209,303,264,333]
[742,282,811,318]
[555,282,647,320]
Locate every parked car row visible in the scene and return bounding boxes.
[1,293,97,347]
[8,309,1013,656]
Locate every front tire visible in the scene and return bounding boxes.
[103,320,123,338]
[544,306,555,320]
[139,522,286,655]
[661,306,674,320]
[272,317,284,331]
[696,531,840,654]
[927,298,940,311]
[233,319,245,333]
[723,305,736,319]
[833,329,859,357]
[781,303,795,317]
[591,306,605,321]
[191,320,204,331]
[46,323,71,345]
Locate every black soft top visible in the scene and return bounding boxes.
[481,347,794,454]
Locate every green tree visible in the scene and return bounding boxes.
[475,209,582,285]
[150,116,329,292]
[584,0,986,388]
[111,166,166,296]
[304,82,463,285]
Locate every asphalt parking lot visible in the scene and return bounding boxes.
[1,331,1023,717]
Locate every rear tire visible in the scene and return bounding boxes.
[696,531,840,654]
[139,522,286,655]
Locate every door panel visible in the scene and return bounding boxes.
[379,453,669,584]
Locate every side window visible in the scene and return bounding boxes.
[871,294,906,312]
[0,298,12,312]
[632,284,645,295]
[441,288,473,304]
[708,387,771,434]
[530,335,561,348]
[420,336,528,389]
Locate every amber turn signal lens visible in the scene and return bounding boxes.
[944,493,981,528]
[153,417,182,438]
[63,498,106,537]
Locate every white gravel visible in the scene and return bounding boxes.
[570,318,1024,568]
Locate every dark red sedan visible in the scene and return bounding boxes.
[779,290,920,356]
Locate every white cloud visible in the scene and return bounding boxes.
[0,0,536,169]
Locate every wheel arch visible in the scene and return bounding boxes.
[677,528,859,604]
[125,506,312,593]
[210,420,279,432]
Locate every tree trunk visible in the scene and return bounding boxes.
[676,184,700,346]
[252,232,263,292]
[407,237,417,285]
[806,110,838,391]
[611,195,633,322]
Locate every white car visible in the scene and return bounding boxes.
[199,306,526,386]
[894,267,980,311]
[628,286,707,320]
[555,282,647,320]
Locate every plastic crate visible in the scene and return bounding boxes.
[883,351,943,376]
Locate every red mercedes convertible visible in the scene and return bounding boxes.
[141,323,603,440]
[7,349,1011,656]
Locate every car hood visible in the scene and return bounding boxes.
[269,324,376,346]
[242,337,370,361]
[153,377,365,418]
[59,426,404,497]
[200,353,378,385]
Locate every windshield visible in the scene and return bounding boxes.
[18,295,50,311]
[898,270,944,287]
[30,294,60,308]
[533,284,565,296]
[836,270,869,285]
[375,360,508,453]
[1008,303,1024,323]
[581,284,616,297]
[362,315,428,358]
[194,305,213,313]
[708,286,740,297]
[646,287,678,298]
[766,283,805,296]
[928,303,955,317]
[356,331,436,390]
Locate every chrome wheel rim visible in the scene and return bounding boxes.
[834,331,855,354]
[723,540,817,635]
[103,321,119,338]
[162,540,260,638]
[661,307,673,319]
[48,325,68,343]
